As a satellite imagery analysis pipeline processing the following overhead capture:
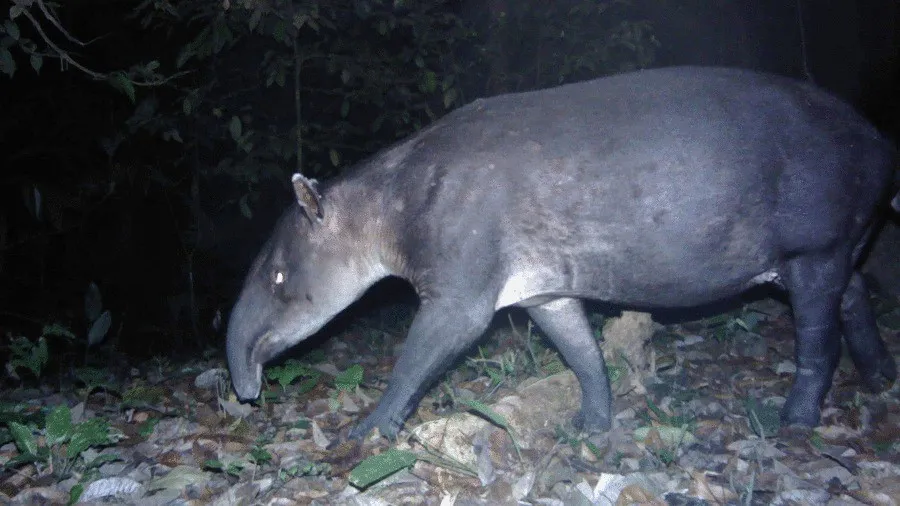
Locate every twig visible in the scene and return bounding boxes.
[20,4,190,86]
[37,0,86,46]
[20,7,106,80]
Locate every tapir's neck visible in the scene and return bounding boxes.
[320,179,412,286]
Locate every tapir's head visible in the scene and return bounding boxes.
[226,174,390,401]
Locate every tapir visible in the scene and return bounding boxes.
[227,66,898,440]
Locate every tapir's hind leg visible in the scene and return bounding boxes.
[527,298,612,432]
[840,272,897,392]
[782,251,850,426]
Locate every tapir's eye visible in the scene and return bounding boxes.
[272,270,289,301]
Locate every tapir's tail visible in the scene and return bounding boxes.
[893,168,900,213]
[892,146,900,212]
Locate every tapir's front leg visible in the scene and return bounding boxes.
[349,295,496,440]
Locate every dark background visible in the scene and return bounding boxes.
[0,0,897,369]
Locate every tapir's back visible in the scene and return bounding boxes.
[358,66,894,307]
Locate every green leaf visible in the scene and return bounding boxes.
[36,337,48,372]
[371,114,385,133]
[459,398,509,429]
[238,194,252,219]
[229,116,242,141]
[266,360,317,390]
[68,483,83,505]
[29,54,41,74]
[329,148,340,167]
[334,364,363,391]
[349,449,417,488]
[443,88,458,109]
[74,367,108,393]
[138,418,159,438]
[273,20,287,44]
[45,405,73,445]
[249,9,262,31]
[43,323,76,340]
[4,20,19,41]
[745,397,780,437]
[9,422,37,457]
[87,311,112,346]
[203,459,224,471]
[10,336,48,377]
[163,129,183,143]
[85,282,103,322]
[146,60,160,71]
[249,447,272,464]
[68,418,110,457]
[84,452,119,470]
[340,100,350,118]
[108,72,135,103]
[0,47,16,77]
[633,425,698,446]
[176,47,192,69]
[419,71,437,93]
[296,376,319,395]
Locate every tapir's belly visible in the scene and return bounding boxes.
[495,260,780,309]
[494,220,782,309]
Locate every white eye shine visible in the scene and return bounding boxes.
[274,272,285,284]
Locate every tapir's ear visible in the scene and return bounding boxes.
[291,173,323,224]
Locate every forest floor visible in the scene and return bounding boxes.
[2,293,899,505]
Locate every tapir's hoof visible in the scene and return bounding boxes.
[780,395,821,428]
[777,424,814,443]
[348,414,402,441]
[860,357,897,393]
[573,410,612,434]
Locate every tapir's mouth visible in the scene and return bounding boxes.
[233,362,263,401]
[229,330,276,401]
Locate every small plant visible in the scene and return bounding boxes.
[8,335,48,379]
[633,423,696,467]
[138,418,159,438]
[248,445,272,465]
[329,364,365,411]
[7,323,80,382]
[204,458,245,477]
[279,461,330,480]
[73,367,115,398]
[334,364,364,392]
[467,347,524,388]
[4,405,118,478]
[703,306,767,341]
[744,397,780,438]
[634,398,698,467]
[121,384,166,408]
[266,359,321,393]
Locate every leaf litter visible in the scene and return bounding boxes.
[1,297,898,505]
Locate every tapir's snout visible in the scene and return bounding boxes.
[228,341,262,401]
[226,285,270,401]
